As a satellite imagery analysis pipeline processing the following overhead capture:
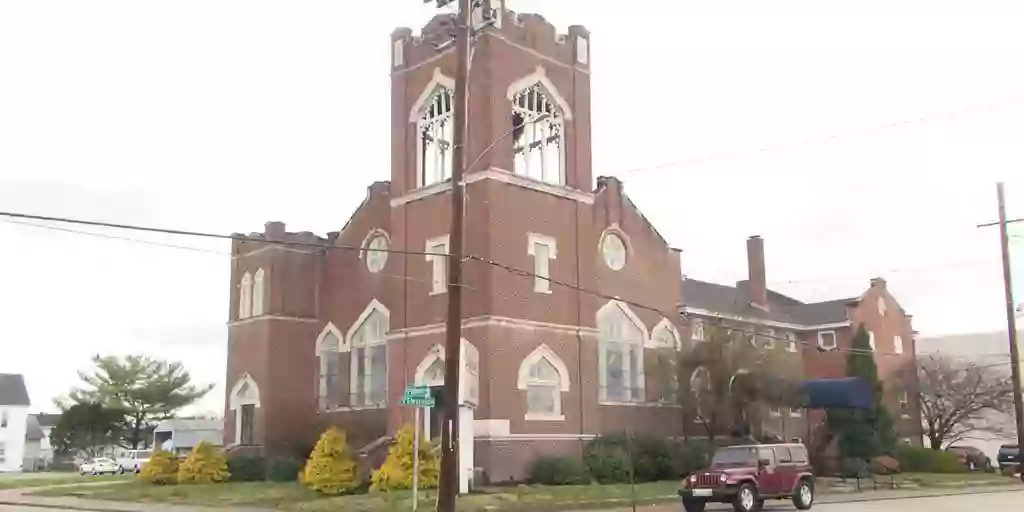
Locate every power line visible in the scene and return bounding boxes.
[614,94,1024,178]
[1,219,229,256]
[2,209,1009,362]
[0,211,447,258]
[2,217,472,291]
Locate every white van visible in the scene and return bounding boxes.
[116,449,152,474]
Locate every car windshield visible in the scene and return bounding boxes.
[999,445,1019,454]
[711,447,757,468]
[137,451,152,458]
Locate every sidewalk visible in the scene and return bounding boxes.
[0,487,265,512]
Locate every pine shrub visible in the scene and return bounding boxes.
[302,427,360,495]
[370,425,440,492]
[178,441,231,484]
[139,450,179,485]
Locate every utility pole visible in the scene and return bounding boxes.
[982,182,1024,479]
[429,0,472,510]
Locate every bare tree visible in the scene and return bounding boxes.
[679,323,799,443]
[901,354,1014,450]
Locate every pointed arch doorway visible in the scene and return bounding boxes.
[415,346,446,441]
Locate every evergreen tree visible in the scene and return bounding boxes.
[177,441,230,484]
[826,324,897,460]
[302,427,359,495]
[371,424,440,492]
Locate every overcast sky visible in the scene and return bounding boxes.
[2,0,1023,414]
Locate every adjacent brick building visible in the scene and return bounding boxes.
[223,2,922,483]
[681,236,923,447]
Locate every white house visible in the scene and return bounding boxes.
[0,374,31,472]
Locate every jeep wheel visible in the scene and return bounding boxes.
[683,499,707,512]
[793,479,814,510]
[732,483,760,512]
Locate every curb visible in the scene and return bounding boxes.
[816,485,1024,505]
[0,502,125,512]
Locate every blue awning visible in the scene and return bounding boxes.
[798,378,873,410]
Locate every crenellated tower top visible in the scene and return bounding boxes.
[390,1,594,197]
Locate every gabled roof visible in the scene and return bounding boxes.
[681,278,853,327]
[0,374,30,406]
[154,418,222,432]
[25,414,45,441]
[35,413,61,427]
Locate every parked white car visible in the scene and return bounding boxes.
[79,458,121,476]
[115,449,152,474]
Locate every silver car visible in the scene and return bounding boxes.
[79,457,121,476]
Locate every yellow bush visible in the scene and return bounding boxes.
[371,424,439,492]
[139,449,179,485]
[177,441,231,484]
[302,427,360,495]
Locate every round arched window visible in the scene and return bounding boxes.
[365,234,389,273]
[601,232,627,270]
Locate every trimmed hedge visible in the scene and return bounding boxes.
[895,446,967,474]
[527,455,589,485]
[227,456,265,482]
[268,457,303,482]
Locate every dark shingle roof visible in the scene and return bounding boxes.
[681,279,853,327]
[35,413,61,427]
[25,414,45,441]
[0,374,30,406]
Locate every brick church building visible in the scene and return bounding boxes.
[223,2,922,484]
[224,4,690,483]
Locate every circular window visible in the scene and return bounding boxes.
[601,232,627,270]
[365,234,388,273]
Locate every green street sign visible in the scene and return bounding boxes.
[401,385,434,407]
[401,396,435,408]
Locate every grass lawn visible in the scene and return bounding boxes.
[27,472,1019,511]
[31,480,683,511]
[0,473,132,490]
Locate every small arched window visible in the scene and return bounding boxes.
[316,324,342,411]
[252,269,265,316]
[238,272,252,319]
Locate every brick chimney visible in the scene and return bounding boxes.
[264,221,286,241]
[746,235,768,310]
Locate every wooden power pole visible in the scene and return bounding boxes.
[430,0,473,509]
[995,182,1024,479]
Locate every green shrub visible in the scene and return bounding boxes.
[630,436,677,482]
[896,447,966,474]
[268,457,303,482]
[582,433,677,484]
[674,441,712,476]
[227,456,265,482]
[526,455,589,485]
[583,434,632,484]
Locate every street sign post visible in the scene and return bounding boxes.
[401,384,435,511]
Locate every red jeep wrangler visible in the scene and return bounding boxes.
[678,443,814,512]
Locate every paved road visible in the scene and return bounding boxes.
[700,489,1023,511]
[2,489,1022,512]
